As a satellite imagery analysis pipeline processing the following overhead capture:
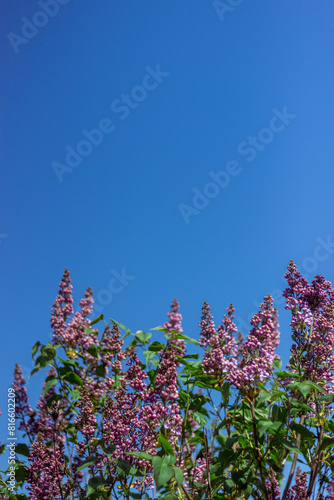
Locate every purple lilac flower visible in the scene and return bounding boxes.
[266,474,281,500]
[74,387,97,438]
[79,286,94,317]
[199,301,216,349]
[51,269,97,359]
[200,302,244,388]
[26,433,66,499]
[283,260,334,392]
[201,303,240,385]
[164,298,186,363]
[51,268,74,344]
[285,470,308,500]
[12,364,33,435]
[26,368,68,446]
[236,294,280,390]
[155,299,185,400]
[188,452,213,486]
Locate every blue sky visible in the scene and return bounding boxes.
[1,0,334,482]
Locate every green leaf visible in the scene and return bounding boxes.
[76,455,100,472]
[225,478,235,488]
[126,451,154,461]
[270,390,288,401]
[318,393,334,403]
[57,356,77,366]
[163,454,176,466]
[238,436,250,448]
[31,341,41,360]
[95,364,106,378]
[148,341,165,352]
[281,438,301,453]
[158,435,175,456]
[87,475,109,493]
[290,422,315,439]
[257,419,274,437]
[29,365,42,378]
[152,456,174,490]
[151,326,168,332]
[84,328,98,335]
[129,493,145,500]
[11,461,26,483]
[41,343,57,360]
[178,390,190,406]
[226,437,239,449]
[307,381,327,394]
[45,393,63,407]
[87,345,99,358]
[90,314,104,325]
[276,371,300,379]
[61,371,83,386]
[70,389,81,401]
[42,377,57,397]
[291,400,320,417]
[110,318,130,335]
[174,467,184,487]
[296,382,312,398]
[257,382,270,393]
[319,437,334,453]
[100,443,116,457]
[184,353,199,359]
[150,358,160,367]
[135,331,152,343]
[15,443,30,457]
[259,391,273,403]
[143,350,157,364]
[221,381,231,404]
[116,458,132,474]
[167,332,199,345]
[193,411,207,427]
[272,358,282,371]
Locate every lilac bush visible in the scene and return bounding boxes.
[0,260,334,499]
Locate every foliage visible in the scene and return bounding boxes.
[1,260,334,499]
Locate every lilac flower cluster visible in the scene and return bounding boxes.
[237,294,280,390]
[50,268,73,343]
[16,367,59,444]
[199,296,279,392]
[101,301,187,491]
[51,269,95,355]
[285,470,308,500]
[200,302,239,385]
[12,364,33,434]
[188,451,213,485]
[26,433,65,500]
[266,475,281,500]
[74,387,97,437]
[283,260,334,391]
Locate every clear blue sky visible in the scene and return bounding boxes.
[1,0,334,478]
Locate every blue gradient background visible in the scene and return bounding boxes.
[1,0,334,486]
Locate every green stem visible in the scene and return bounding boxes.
[250,400,269,500]
[281,415,305,500]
